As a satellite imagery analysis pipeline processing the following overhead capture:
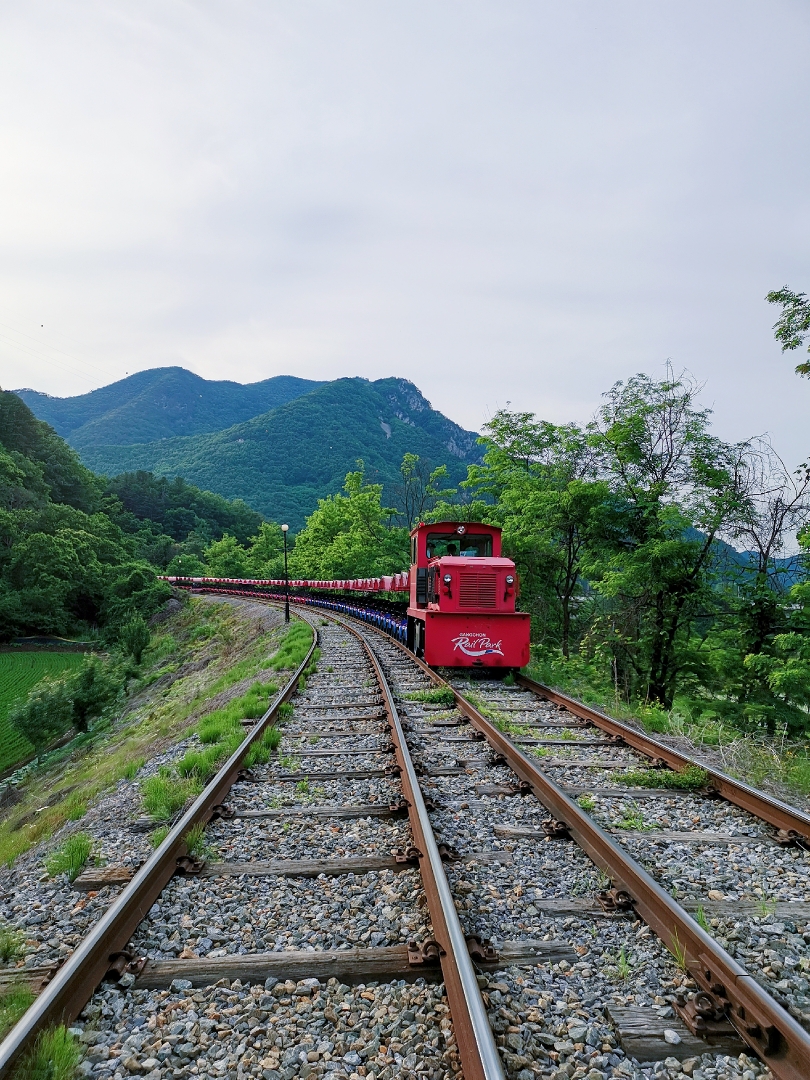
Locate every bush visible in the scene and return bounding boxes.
[9,679,73,758]
[119,614,151,664]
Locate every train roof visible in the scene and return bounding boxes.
[409,520,502,538]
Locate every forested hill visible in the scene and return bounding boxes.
[28,374,482,530]
[15,368,322,448]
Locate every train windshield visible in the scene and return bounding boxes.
[426,532,492,558]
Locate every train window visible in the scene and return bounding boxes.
[425,533,492,558]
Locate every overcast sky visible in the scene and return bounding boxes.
[1,1,808,466]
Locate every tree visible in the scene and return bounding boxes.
[290,463,408,579]
[464,412,609,657]
[393,454,455,529]
[69,656,123,730]
[245,522,284,578]
[585,372,750,707]
[203,534,250,578]
[9,679,74,758]
[119,615,151,664]
[767,287,810,376]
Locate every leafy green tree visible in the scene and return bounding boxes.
[9,678,74,758]
[245,522,284,578]
[119,615,151,664]
[69,656,124,730]
[203,534,250,577]
[290,464,409,578]
[393,454,455,529]
[585,372,750,707]
[166,552,207,576]
[767,287,810,376]
[465,412,610,657]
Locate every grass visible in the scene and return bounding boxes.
[694,906,710,932]
[0,603,305,869]
[12,1025,81,1080]
[0,985,35,1039]
[141,773,203,822]
[0,651,85,772]
[614,803,653,831]
[183,822,210,857]
[149,825,170,848]
[0,924,26,962]
[266,623,314,671]
[404,687,456,706]
[576,794,596,811]
[670,930,689,972]
[44,833,92,881]
[244,726,283,767]
[615,765,709,791]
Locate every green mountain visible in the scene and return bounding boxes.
[33,374,482,530]
[15,367,322,448]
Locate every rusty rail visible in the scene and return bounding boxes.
[335,617,506,1080]
[517,674,810,842]
[364,626,810,1080]
[0,623,318,1077]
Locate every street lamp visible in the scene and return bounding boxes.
[281,524,290,623]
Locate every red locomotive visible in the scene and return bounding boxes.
[407,521,530,669]
[163,519,530,671]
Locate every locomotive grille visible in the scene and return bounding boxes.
[458,573,498,609]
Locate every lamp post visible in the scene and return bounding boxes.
[281,524,290,623]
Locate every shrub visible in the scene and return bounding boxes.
[9,679,73,758]
[119,615,151,664]
[45,833,92,881]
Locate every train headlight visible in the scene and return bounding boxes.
[443,574,452,584]
[505,575,515,585]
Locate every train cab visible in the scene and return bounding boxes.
[407,521,531,669]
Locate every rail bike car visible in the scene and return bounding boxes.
[406,522,530,669]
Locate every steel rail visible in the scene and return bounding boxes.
[517,674,810,842]
[330,615,506,1080]
[0,624,318,1077]
[359,625,810,1080]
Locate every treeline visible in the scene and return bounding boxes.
[222,370,807,735]
[0,389,260,641]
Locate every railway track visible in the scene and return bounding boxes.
[1,598,809,1080]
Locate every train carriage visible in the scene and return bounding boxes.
[164,520,530,671]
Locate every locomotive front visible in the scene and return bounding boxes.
[406,522,531,669]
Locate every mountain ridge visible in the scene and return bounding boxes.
[19,370,483,530]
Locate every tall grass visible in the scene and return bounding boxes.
[0,986,35,1039]
[12,1026,81,1080]
[44,833,92,881]
[266,623,313,671]
[141,773,203,822]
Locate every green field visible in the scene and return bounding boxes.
[0,651,85,773]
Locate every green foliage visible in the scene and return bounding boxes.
[267,623,313,671]
[0,923,26,962]
[141,773,202,822]
[404,687,456,706]
[183,822,208,856]
[9,678,74,758]
[0,985,35,1039]
[767,287,810,376]
[149,825,170,848]
[290,464,409,579]
[0,651,84,770]
[244,725,282,767]
[615,766,708,791]
[119,615,150,664]
[12,1025,81,1080]
[44,833,92,880]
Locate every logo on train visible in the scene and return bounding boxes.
[451,633,504,657]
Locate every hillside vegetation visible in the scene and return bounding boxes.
[25,374,481,530]
[16,367,321,448]
[0,652,85,772]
